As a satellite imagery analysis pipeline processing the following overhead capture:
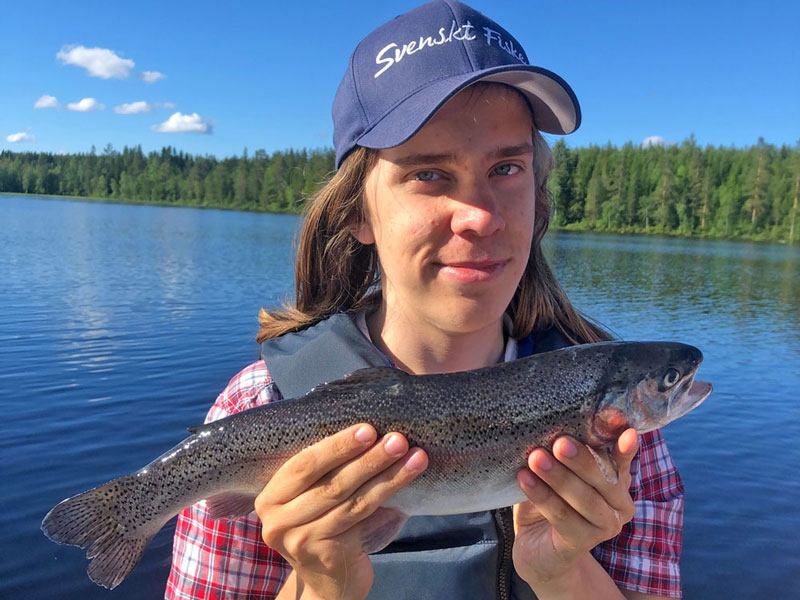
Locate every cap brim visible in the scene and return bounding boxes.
[356,64,581,151]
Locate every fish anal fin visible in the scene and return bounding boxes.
[311,367,407,392]
[205,492,257,520]
[585,445,619,485]
[360,507,409,554]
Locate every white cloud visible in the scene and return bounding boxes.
[641,135,676,148]
[154,101,176,109]
[138,71,166,83]
[56,45,134,79]
[152,112,212,134]
[66,97,105,112]
[7,132,36,143]
[34,94,59,109]
[114,101,152,114]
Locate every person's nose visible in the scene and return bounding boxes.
[449,177,505,237]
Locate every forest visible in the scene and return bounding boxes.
[1,137,798,242]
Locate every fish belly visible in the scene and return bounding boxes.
[385,469,527,516]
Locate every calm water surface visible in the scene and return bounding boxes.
[1,194,798,599]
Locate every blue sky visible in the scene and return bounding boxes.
[2,0,798,158]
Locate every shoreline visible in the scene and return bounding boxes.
[2,191,795,245]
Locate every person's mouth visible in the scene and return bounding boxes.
[435,260,509,283]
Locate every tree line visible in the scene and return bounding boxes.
[1,138,798,242]
[0,144,333,214]
[549,137,799,242]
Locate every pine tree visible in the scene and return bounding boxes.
[584,161,607,227]
[743,137,771,231]
[549,140,575,226]
[790,142,800,244]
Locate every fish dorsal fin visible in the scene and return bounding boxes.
[311,366,408,393]
[187,421,222,435]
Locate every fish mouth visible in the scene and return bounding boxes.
[670,379,713,420]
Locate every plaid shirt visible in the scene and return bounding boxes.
[166,360,684,599]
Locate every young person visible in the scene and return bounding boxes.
[166,2,684,598]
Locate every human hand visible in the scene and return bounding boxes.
[511,429,639,591]
[255,423,428,600]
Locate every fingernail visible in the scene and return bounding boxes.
[560,438,578,458]
[519,470,537,488]
[384,434,406,456]
[403,449,427,472]
[355,425,375,444]
[536,452,553,471]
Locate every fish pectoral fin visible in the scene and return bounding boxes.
[205,492,257,520]
[360,507,409,554]
[585,445,619,485]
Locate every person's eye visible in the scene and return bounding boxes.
[492,164,521,176]
[413,170,441,182]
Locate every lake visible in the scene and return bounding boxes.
[1,194,798,599]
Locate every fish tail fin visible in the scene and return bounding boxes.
[41,478,158,589]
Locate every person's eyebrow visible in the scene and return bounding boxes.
[489,143,534,159]
[389,152,456,168]
[390,144,534,169]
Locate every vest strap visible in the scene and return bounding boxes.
[260,313,388,399]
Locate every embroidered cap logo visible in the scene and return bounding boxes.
[374,19,528,79]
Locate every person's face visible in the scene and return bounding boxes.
[353,84,536,336]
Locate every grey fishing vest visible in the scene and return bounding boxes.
[260,313,570,600]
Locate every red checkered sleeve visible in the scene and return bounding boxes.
[591,429,685,598]
[165,361,291,600]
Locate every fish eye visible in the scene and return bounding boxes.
[661,368,681,389]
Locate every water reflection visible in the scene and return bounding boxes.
[545,231,800,347]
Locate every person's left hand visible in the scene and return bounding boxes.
[511,428,639,589]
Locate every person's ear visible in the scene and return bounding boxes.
[351,219,375,245]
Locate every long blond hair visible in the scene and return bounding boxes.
[257,95,608,345]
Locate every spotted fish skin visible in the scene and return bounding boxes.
[41,341,711,589]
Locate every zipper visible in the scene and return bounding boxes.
[493,507,514,600]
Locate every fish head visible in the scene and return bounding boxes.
[590,342,713,443]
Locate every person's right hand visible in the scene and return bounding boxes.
[256,423,428,600]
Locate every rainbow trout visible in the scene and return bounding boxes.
[42,341,711,589]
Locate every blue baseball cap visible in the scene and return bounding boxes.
[332,0,581,168]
